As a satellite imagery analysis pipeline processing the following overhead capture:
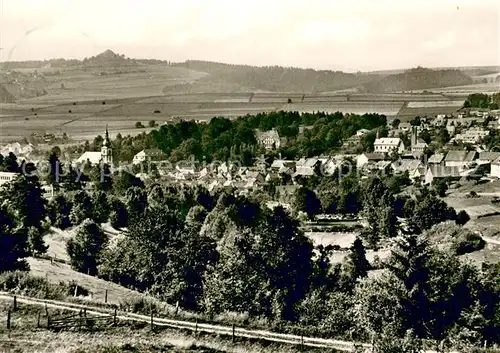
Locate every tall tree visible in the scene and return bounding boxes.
[67,219,108,276]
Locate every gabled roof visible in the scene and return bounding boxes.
[77,151,102,164]
[445,150,467,162]
[374,138,402,146]
[478,152,500,162]
[428,153,445,164]
[392,159,422,173]
[360,153,385,161]
[493,156,500,166]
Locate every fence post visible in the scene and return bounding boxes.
[232,323,235,343]
[300,334,304,351]
[105,289,108,304]
[74,283,78,297]
[150,310,153,330]
[13,295,17,311]
[37,311,41,328]
[45,303,49,317]
[195,318,198,336]
[113,308,117,326]
[7,309,11,329]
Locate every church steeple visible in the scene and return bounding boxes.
[101,125,113,165]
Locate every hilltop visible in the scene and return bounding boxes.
[362,67,474,93]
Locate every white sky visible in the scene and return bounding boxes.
[0,0,499,71]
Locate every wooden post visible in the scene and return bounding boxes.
[195,318,198,335]
[13,295,17,311]
[175,301,179,316]
[113,308,117,326]
[104,289,108,304]
[7,309,11,329]
[37,311,41,328]
[232,323,235,343]
[300,334,304,351]
[150,310,153,330]
[45,303,49,317]
[74,283,78,297]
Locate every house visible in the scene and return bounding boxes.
[132,148,166,165]
[255,129,281,150]
[453,127,490,144]
[427,153,445,165]
[294,158,320,177]
[477,152,500,165]
[356,153,385,169]
[444,150,477,169]
[391,159,423,175]
[373,138,405,154]
[0,171,17,186]
[446,120,457,136]
[492,157,500,178]
[270,159,296,171]
[356,129,371,137]
[424,165,462,185]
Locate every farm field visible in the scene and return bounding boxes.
[283,102,403,116]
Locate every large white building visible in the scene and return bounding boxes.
[255,129,281,150]
[76,127,113,166]
[0,171,17,186]
[373,138,405,154]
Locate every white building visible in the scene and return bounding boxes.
[76,127,113,166]
[453,127,490,144]
[132,148,166,165]
[255,129,281,150]
[0,171,17,186]
[373,138,405,154]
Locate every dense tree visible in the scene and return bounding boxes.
[67,219,108,276]
[69,191,93,225]
[92,190,110,223]
[47,194,73,229]
[0,204,29,272]
[108,198,128,229]
[341,237,370,289]
[292,187,322,219]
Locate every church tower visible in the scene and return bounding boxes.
[101,125,113,165]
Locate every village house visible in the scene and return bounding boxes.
[255,128,281,150]
[270,159,296,172]
[453,127,490,144]
[132,148,166,165]
[477,152,500,165]
[356,152,385,169]
[444,150,477,169]
[294,157,321,177]
[427,153,445,165]
[373,137,405,154]
[391,158,423,175]
[424,165,462,185]
[0,171,17,187]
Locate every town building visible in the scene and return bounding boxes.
[0,171,17,186]
[424,165,462,185]
[444,150,477,169]
[477,152,500,165]
[133,148,166,165]
[356,153,385,169]
[373,137,405,154]
[453,127,490,144]
[427,153,445,165]
[255,129,281,150]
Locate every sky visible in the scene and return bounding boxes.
[0,0,499,72]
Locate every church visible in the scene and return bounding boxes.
[76,127,113,166]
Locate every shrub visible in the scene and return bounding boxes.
[452,232,486,255]
[135,121,145,128]
[0,271,72,300]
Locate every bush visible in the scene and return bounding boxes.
[148,120,156,128]
[0,271,72,300]
[453,232,486,255]
[135,121,145,128]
